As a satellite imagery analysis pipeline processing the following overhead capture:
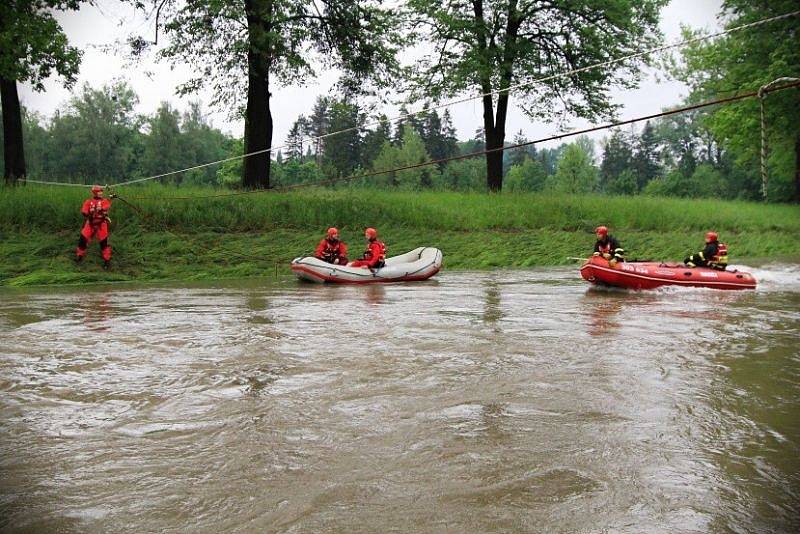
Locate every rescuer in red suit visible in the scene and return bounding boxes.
[314,227,348,265]
[76,185,115,269]
[348,227,386,269]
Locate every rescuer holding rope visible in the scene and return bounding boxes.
[76,185,116,269]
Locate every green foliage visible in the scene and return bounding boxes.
[7,184,796,235]
[433,159,487,192]
[420,109,459,164]
[15,82,234,185]
[215,138,244,189]
[674,0,800,201]
[405,0,665,189]
[406,0,665,119]
[274,160,326,187]
[140,102,182,181]
[45,81,142,183]
[643,164,728,199]
[504,157,547,193]
[508,131,537,168]
[0,0,82,89]
[147,0,402,112]
[321,99,363,178]
[370,126,438,189]
[179,102,232,185]
[606,169,639,196]
[360,114,391,169]
[632,122,661,189]
[600,129,634,191]
[548,143,598,194]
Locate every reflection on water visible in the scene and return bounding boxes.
[0,265,799,532]
[82,290,113,332]
[482,279,504,330]
[581,288,627,336]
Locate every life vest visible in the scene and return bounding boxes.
[86,198,110,225]
[597,240,613,254]
[363,240,387,263]
[711,242,728,264]
[321,240,344,260]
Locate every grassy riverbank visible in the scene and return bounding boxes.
[1,186,798,286]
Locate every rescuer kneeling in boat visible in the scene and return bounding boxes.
[684,231,728,270]
[76,185,116,269]
[593,226,625,266]
[315,227,348,265]
[348,227,386,269]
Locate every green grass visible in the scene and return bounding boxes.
[1,185,798,286]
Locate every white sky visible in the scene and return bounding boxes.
[19,0,724,153]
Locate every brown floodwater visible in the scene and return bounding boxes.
[1,265,799,532]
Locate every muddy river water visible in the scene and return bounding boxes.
[1,265,799,532]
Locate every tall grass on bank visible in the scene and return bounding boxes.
[1,185,798,286]
[2,185,798,234]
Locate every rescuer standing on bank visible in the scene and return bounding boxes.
[76,185,115,269]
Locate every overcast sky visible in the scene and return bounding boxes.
[19,0,724,152]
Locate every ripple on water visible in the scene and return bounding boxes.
[0,266,798,532]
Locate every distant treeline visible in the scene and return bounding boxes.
[1,81,792,201]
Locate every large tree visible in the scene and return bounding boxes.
[135,0,401,189]
[632,121,661,190]
[599,129,633,191]
[676,0,800,201]
[406,0,665,191]
[321,98,363,178]
[46,82,141,183]
[0,0,82,184]
[548,139,597,193]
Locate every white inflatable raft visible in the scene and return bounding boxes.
[291,247,443,284]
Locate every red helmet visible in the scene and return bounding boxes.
[326,227,339,239]
[706,231,718,242]
[365,227,378,239]
[91,185,103,195]
[595,226,608,236]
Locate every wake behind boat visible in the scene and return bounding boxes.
[580,256,757,290]
[292,247,442,284]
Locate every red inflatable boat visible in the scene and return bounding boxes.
[580,256,757,290]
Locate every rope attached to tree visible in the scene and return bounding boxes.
[758,77,800,202]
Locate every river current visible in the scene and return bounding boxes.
[1,265,799,532]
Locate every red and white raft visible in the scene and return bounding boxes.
[580,256,757,290]
[291,247,442,284]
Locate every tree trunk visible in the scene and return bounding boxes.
[794,133,800,203]
[484,125,505,191]
[242,0,272,189]
[480,83,507,192]
[1,76,26,185]
[475,0,519,192]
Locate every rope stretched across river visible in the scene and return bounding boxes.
[113,79,800,201]
[18,9,800,190]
